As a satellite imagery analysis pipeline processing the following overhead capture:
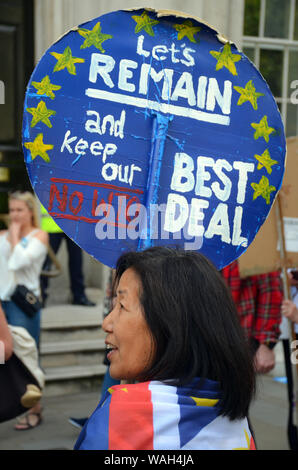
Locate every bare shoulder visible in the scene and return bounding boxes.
[34,229,49,245]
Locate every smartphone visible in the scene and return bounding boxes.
[291,270,298,280]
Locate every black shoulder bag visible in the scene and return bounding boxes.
[11,285,42,318]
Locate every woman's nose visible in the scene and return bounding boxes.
[102,309,114,333]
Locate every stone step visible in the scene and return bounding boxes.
[42,364,106,397]
[40,300,105,343]
[40,327,104,343]
[44,286,104,309]
[39,295,108,396]
[41,338,105,355]
[40,338,106,368]
[44,363,107,381]
[41,350,105,369]
[41,303,104,330]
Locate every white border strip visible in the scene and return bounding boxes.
[148,381,181,450]
[85,88,230,126]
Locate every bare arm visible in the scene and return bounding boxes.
[0,303,13,361]
[281,299,298,323]
[34,229,49,246]
[254,343,275,374]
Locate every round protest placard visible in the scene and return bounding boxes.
[23,8,286,269]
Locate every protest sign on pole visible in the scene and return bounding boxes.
[23,8,286,269]
[239,137,298,277]
[238,136,298,447]
[276,193,298,443]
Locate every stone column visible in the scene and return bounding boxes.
[34,0,75,62]
[197,0,245,48]
[34,0,245,62]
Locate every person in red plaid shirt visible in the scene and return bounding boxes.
[221,261,283,374]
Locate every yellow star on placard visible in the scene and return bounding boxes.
[251,175,276,204]
[24,133,53,163]
[26,100,56,128]
[251,115,275,142]
[234,80,264,110]
[173,20,201,43]
[51,46,85,75]
[210,43,241,76]
[31,75,61,100]
[132,11,159,36]
[77,21,113,53]
[254,149,278,174]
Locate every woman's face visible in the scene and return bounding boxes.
[102,267,154,381]
[9,199,33,227]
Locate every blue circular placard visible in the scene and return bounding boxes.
[23,8,286,269]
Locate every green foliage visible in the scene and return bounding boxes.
[244,0,260,36]
[260,49,283,97]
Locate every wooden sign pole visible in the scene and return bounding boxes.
[275,194,298,433]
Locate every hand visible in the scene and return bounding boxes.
[8,222,21,246]
[281,299,298,323]
[254,343,275,374]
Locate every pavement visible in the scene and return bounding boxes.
[0,342,294,451]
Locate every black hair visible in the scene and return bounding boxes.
[113,247,256,420]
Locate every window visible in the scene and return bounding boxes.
[0,0,34,228]
[243,0,298,137]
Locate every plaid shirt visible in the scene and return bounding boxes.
[221,261,282,346]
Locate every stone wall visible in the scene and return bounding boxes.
[34,0,244,62]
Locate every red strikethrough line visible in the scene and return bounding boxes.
[49,212,127,228]
[50,178,144,195]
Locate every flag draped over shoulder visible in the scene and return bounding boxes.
[74,378,255,450]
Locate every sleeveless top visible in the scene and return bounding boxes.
[0,229,47,300]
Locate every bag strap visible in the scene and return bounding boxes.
[23,229,62,277]
[40,244,62,278]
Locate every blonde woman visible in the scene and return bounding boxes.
[0,191,48,430]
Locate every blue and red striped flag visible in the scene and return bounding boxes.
[74,378,255,450]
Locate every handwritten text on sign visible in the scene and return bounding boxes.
[23,9,286,268]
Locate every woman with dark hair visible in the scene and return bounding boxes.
[75,247,256,450]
